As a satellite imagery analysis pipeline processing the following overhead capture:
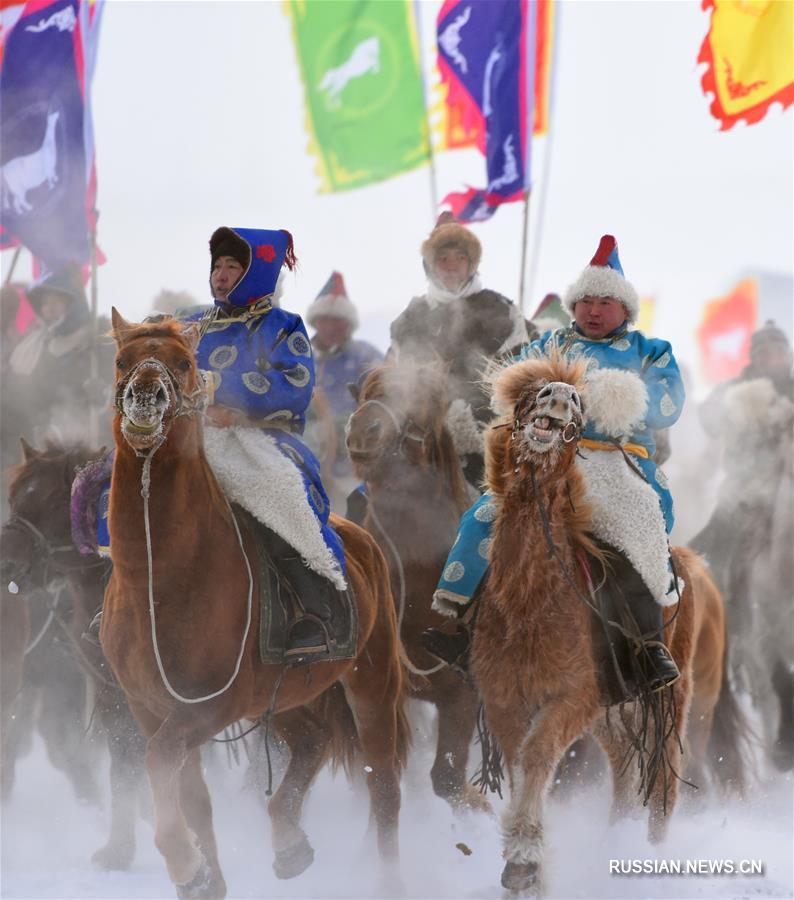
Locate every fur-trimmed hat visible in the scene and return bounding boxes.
[563,235,639,323]
[306,272,358,330]
[421,211,482,273]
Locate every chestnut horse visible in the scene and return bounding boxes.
[346,362,488,811]
[473,355,706,894]
[103,310,406,899]
[0,439,148,869]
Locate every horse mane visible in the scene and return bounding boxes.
[360,363,470,513]
[9,439,103,492]
[484,352,602,564]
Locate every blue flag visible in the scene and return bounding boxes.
[0,0,103,271]
[437,0,536,222]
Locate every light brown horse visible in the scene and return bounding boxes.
[346,362,488,811]
[472,355,704,894]
[102,311,407,899]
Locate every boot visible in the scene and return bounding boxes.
[270,537,337,660]
[421,623,471,670]
[630,596,681,692]
[594,545,679,698]
[344,486,369,526]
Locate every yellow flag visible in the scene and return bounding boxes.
[698,0,794,129]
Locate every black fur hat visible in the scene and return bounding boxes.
[209,227,250,272]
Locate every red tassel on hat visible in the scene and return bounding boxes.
[282,230,298,271]
[590,234,617,267]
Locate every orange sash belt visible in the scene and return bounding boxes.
[578,438,650,460]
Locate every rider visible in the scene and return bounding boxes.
[388,212,527,490]
[86,227,346,658]
[422,235,685,694]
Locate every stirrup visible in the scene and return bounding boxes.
[82,609,103,646]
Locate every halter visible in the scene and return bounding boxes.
[351,397,431,461]
[114,356,208,422]
[3,513,88,586]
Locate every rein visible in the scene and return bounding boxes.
[119,351,253,704]
[353,397,431,462]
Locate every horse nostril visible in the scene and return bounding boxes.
[537,385,552,401]
[155,385,167,406]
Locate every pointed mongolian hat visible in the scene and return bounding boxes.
[563,235,639,323]
[306,271,359,329]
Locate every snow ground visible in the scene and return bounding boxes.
[1,706,792,900]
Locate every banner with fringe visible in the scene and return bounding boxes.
[698,0,794,130]
[286,0,429,193]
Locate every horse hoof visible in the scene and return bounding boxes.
[176,856,225,899]
[273,836,314,880]
[91,841,135,871]
[501,860,539,894]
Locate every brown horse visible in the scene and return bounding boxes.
[103,310,406,899]
[345,362,488,811]
[472,355,704,894]
[0,438,149,869]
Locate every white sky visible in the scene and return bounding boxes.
[3,0,793,390]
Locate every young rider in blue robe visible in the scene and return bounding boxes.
[88,226,346,656]
[422,235,685,692]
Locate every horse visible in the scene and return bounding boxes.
[345,362,488,811]
[0,438,149,869]
[103,309,407,899]
[691,377,794,771]
[471,354,708,894]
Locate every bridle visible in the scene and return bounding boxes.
[3,513,91,584]
[114,356,208,425]
[349,397,431,462]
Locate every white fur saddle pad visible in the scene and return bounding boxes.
[203,426,346,590]
[577,451,677,606]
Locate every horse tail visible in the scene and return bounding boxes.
[706,625,756,796]
[313,682,360,778]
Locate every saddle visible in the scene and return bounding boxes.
[232,506,358,667]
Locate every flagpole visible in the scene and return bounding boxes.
[89,226,100,446]
[518,191,531,313]
[3,246,22,285]
[526,0,561,309]
[413,0,439,221]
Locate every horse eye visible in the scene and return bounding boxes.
[116,358,126,370]
[177,359,191,373]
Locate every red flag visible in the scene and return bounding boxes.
[696,279,758,383]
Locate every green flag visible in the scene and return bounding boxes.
[286,0,430,192]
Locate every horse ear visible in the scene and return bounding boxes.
[20,437,37,462]
[347,382,360,403]
[180,322,201,353]
[111,307,134,345]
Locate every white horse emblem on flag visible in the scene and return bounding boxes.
[318,36,380,109]
[0,110,60,215]
[439,6,472,73]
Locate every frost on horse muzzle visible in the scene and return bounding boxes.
[518,380,581,453]
[118,359,175,447]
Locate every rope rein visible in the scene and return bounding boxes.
[137,427,254,706]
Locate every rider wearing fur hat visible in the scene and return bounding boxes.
[388,212,527,489]
[424,235,685,695]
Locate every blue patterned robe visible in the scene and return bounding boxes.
[436,324,685,604]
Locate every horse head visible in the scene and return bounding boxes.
[1,438,92,592]
[346,362,454,474]
[487,353,588,481]
[110,308,204,453]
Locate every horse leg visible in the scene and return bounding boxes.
[430,678,489,813]
[268,707,330,880]
[498,697,598,895]
[178,748,226,899]
[648,677,691,844]
[771,659,794,772]
[91,686,148,870]
[592,714,643,823]
[135,703,222,897]
[37,660,101,807]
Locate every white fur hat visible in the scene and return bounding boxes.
[305,272,358,330]
[563,235,639,323]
